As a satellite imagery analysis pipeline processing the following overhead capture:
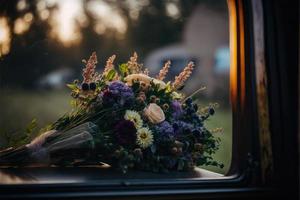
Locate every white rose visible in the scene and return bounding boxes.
[144,103,165,124]
[124,73,166,89]
[124,74,152,86]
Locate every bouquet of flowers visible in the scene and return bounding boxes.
[0,52,223,173]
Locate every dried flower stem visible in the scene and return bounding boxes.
[82,52,98,83]
[103,55,116,75]
[127,52,142,73]
[156,60,171,80]
[210,128,223,134]
[143,68,149,75]
[172,61,195,89]
[182,86,206,103]
[198,103,219,115]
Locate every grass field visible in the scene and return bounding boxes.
[0,89,72,147]
[0,89,232,174]
[201,107,232,174]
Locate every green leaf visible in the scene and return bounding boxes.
[106,69,116,81]
[39,124,52,135]
[26,118,37,134]
[165,81,172,93]
[67,83,78,91]
[70,99,78,107]
[119,63,128,76]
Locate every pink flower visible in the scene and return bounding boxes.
[82,52,98,83]
[144,103,165,124]
[172,61,194,89]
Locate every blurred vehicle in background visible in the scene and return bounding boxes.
[145,44,198,78]
[214,46,230,74]
[145,4,230,101]
[37,67,75,89]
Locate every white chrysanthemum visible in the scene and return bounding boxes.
[136,127,154,149]
[124,110,143,129]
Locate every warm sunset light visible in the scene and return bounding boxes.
[87,0,127,36]
[49,0,84,47]
[227,0,238,107]
[36,0,50,20]
[45,0,127,46]
[0,17,11,57]
[0,0,136,52]
[166,2,180,19]
[14,13,33,35]
[16,0,27,11]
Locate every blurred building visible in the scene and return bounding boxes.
[145,5,229,99]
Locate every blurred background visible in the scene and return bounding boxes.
[0,0,231,174]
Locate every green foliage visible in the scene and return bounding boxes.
[66,83,79,91]
[146,81,173,105]
[2,118,38,148]
[51,111,84,131]
[119,63,128,77]
[105,69,116,81]
[25,118,37,135]
[96,78,106,89]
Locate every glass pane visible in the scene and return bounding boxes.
[0,0,231,181]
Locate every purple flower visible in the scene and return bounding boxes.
[171,101,183,119]
[173,120,194,135]
[108,81,132,97]
[156,121,174,137]
[114,120,137,146]
[102,81,134,106]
